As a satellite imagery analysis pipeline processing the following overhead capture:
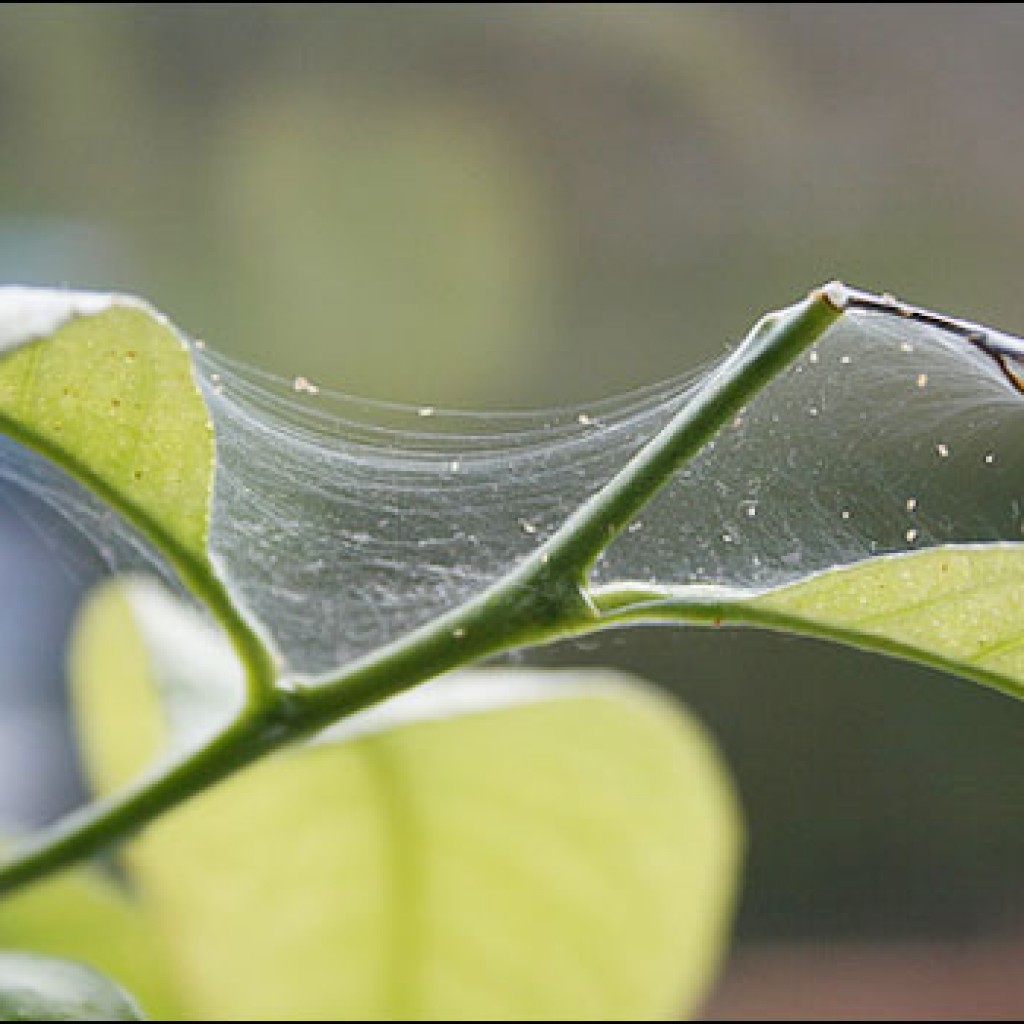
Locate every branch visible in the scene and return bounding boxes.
[0,281,847,895]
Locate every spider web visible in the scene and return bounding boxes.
[196,349,701,673]
[596,309,1024,595]
[1,298,1022,679]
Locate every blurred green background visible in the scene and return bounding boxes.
[1,3,1023,1016]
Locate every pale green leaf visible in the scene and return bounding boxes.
[68,576,243,794]
[0,952,145,1021]
[71,579,742,1021]
[0,865,182,1019]
[746,544,1024,699]
[0,288,214,570]
[606,543,1024,702]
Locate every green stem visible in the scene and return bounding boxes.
[298,283,846,716]
[0,710,271,896]
[534,281,846,580]
[0,583,560,896]
[0,281,845,896]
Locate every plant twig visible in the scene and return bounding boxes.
[0,281,848,896]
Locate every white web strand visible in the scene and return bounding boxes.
[198,306,1024,677]
[0,435,178,588]
[196,351,706,674]
[596,309,1024,594]
[0,303,1021,680]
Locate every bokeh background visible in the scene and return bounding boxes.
[2,4,1024,1018]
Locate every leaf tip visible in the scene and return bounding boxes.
[0,286,161,354]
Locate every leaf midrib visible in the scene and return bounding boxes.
[358,738,421,1020]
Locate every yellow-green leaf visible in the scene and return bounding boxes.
[69,577,243,794]
[747,543,1024,699]
[0,864,182,1019]
[0,288,214,570]
[612,543,1024,702]
[71,579,742,1021]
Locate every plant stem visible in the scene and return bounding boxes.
[0,588,563,896]
[0,282,845,896]
[534,281,846,580]
[0,711,269,896]
[298,282,847,715]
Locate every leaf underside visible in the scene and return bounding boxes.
[746,544,1024,699]
[70,580,742,1021]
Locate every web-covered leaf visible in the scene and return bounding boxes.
[597,306,1024,590]
[197,290,1024,685]
[1,285,1023,695]
[586,299,1024,698]
[0,289,213,574]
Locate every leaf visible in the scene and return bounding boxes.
[746,544,1024,700]
[70,578,742,1021]
[0,287,214,571]
[0,952,145,1021]
[0,865,182,1019]
[69,576,244,793]
[608,544,1024,702]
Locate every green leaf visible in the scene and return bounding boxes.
[0,866,182,1018]
[0,287,214,573]
[602,544,1024,702]
[0,952,145,1021]
[69,576,244,794]
[746,544,1024,699]
[70,578,742,1021]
